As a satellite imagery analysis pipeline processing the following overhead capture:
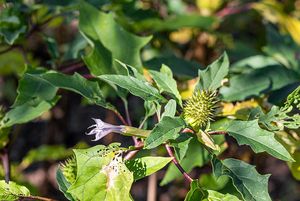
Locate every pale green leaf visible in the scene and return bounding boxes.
[0,180,30,201]
[144,116,186,149]
[126,156,172,180]
[212,158,271,201]
[196,130,220,151]
[68,145,133,201]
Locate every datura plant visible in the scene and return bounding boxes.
[1,1,300,201]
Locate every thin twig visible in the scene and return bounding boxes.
[82,74,95,79]
[216,3,253,18]
[165,144,193,183]
[147,171,157,201]
[61,61,85,73]
[124,142,144,160]
[124,101,132,126]
[0,148,10,183]
[19,195,58,201]
[207,130,227,135]
[113,110,128,126]
[0,45,18,55]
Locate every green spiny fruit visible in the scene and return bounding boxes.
[61,156,77,184]
[183,90,218,131]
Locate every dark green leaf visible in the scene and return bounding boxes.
[196,52,229,91]
[150,65,182,106]
[212,158,271,201]
[130,14,216,32]
[225,120,293,161]
[203,190,241,201]
[144,55,201,78]
[184,180,206,201]
[220,65,299,101]
[56,169,76,201]
[99,74,165,102]
[79,1,151,75]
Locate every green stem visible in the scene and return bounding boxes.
[123,126,151,138]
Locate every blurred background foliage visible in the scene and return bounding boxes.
[0,0,300,200]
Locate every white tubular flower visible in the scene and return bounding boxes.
[86,118,125,141]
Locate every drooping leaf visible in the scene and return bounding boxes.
[99,74,166,102]
[225,120,293,161]
[68,145,133,201]
[1,69,115,133]
[149,65,182,106]
[144,116,186,149]
[79,1,151,75]
[184,180,206,201]
[126,156,172,180]
[212,157,271,201]
[196,52,229,91]
[0,180,30,201]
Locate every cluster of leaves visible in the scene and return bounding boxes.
[0,0,300,201]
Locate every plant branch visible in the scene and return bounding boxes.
[123,101,132,126]
[207,130,227,135]
[0,148,10,183]
[113,110,128,126]
[0,45,18,55]
[60,61,85,73]
[165,144,193,183]
[124,142,144,160]
[19,195,58,201]
[217,3,253,18]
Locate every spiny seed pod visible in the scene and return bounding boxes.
[183,90,218,131]
[61,156,77,184]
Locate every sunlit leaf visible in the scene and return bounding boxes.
[126,156,172,180]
